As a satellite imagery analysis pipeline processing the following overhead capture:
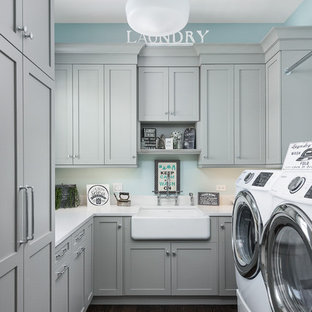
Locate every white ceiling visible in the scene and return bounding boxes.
[55,0,303,24]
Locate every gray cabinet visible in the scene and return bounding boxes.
[266,53,282,165]
[171,242,218,296]
[94,217,123,296]
[0,0,54,78]
[0,36,24,312]
[199,65,234,165]
[55,64,105,166]
[139,67,199,122]
[84,222,93,306]
[218,217,236,296]
[199,64,265,166]
[55,264,70,312]
[104,65,137,165]
[234,65,265,165]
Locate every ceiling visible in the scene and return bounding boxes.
[55,0,303,24]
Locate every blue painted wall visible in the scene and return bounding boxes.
[285,0,312,26]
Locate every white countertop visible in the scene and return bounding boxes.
[55,204,233,247]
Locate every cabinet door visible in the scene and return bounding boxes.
[94,217,123,296]
[234,65,265,165]
[266,53,282,165]
[22,0,54,78]
[73,65,104,165]
[104,65,137,165]
[55,265,69,312]
[23,59,54,312]
[124,242,171,296]
[0,36,23,312]
[55,65,73,165]
[199,65,234,165]
[171,242,218,296]
[84,222,93,307]
[139,67,169,121]
[69,247,85,312]
[218,217,237,296]
[169,67,199,121]
[0,0,23,50]
[281,50,312,159]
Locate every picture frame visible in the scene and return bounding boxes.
[86,184,110,207]
[154,160,180,194]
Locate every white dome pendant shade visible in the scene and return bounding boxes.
[126,0,190,37]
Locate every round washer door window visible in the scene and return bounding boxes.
[261,204,312,312]
[232,191,262,279]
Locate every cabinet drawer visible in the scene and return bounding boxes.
[72,226,87,251]
[55,239,71,267]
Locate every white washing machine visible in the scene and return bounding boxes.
[261,170,312,312]
[233,170,281,312]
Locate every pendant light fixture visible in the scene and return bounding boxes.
[126,0,190,37]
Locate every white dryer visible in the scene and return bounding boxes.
[261,170,312,312]
[233,170,281,312]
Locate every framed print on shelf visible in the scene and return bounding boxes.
[154,160,180,194]
[86,184,110,207]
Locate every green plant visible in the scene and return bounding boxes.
[55,187,62,210]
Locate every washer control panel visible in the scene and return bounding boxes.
[244,172,254,184]
[288,176,306,194]
[252,172,273,187]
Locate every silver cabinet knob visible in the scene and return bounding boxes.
[24,32,34,40]
[67,154,72,159]
[118,224,122,229]
[164,112,169,115]
[220,224,225,230]
[166,250,170,256]
[170,112,175,116]
[132,155,136,159]
[203,156,208,159]
[172,251,177,256]
[17,25,27,32]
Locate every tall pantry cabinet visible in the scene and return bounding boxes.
[0,0,54,311]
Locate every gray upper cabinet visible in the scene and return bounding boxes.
[266,53,282,165]
[55,65,73,165]
[218,217,236,296]
[199,65,234,165]
[139,67,199,122]
[139,67,169,121]
[55,64,105,166]
[234,65,265,165]
[104,65,137,165]
[171,242,218,296]
[0,36,23,312]
[0,0,54,78]
[93,217,123,296]
[168,67,199,121]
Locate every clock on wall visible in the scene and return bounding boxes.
[86,184,110,207]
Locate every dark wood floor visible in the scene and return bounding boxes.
[87,305,237,312]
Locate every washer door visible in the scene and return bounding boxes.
[232,190,262,279]
[261,204,312,312]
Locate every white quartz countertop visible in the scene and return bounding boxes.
[55,204,233,247]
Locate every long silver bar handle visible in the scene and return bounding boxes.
[18,186,28,245]
[26,186,34,241]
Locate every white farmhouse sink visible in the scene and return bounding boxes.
[131,206,210,240]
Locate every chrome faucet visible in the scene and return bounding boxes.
[189,192,194,206]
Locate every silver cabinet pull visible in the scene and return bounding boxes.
[18,186,28,245]
[24,32,34,40]
[56,265,68,279]
[56,247,68,260]
[132,156,136,159]
[172,251,177,256]
[164,112,169,115]
[166,250,170,256]
[170,112,175,116]
[67,154,73,159]
[76,247,85,258]
[17,25,27,32]
[26,186,34,241]
[73,154,80,159]
[75,230,85,242]
[203,156,208,159]
[220,224,225,230]
[118,224,122,229]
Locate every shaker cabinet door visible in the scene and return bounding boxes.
[169,67,199,122]
[105,65,137,165]
[234,65,265,165]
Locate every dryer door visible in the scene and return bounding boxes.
[261,204,312,312]
[232,190,262,279]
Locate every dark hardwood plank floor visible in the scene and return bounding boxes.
[87,305,237,312]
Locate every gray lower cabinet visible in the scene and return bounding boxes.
[171,242,218,296]
[218,217,236,296]
[94,217,123,296]
[55,264,70,312]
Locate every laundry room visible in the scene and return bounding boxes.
[1,0,312,311]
